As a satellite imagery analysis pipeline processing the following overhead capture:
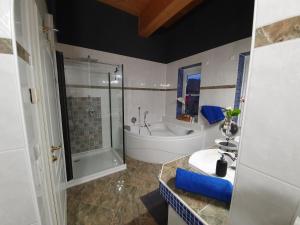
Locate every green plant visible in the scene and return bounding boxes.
[225,108,241,119]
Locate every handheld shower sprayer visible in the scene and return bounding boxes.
[144,111,149,123]
[138,106,141,135]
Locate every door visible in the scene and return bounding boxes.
[33,8,67,225]
[20,1,67,225]
[40,40,67,225]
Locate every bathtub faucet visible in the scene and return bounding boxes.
[143,111,152,135]
[144,111,149,123]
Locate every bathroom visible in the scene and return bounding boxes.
[0,0,300,225]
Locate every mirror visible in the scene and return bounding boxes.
[176,63,201,123]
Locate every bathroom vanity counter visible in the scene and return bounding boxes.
[159,154,230,225]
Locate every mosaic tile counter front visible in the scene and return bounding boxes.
[159,155,230,225]
[67,97,103,154]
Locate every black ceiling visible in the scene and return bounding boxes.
[47,0,254,64]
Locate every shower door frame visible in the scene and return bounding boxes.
[121,64,126,163]
[59,58,126,186]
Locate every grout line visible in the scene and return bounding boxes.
[240,162,300,190]
[0,147,24,155]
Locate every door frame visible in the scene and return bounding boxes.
[28,3,66,225]
[26,2,58,225]
[56,51,73,181]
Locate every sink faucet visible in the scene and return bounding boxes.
[221,152,237,161]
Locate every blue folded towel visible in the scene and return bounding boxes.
[201,105,225,124]
[175,168,233,203]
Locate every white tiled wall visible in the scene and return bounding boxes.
[230,165,300,225]
[64,64,112,149]
[57,39,252,149]
[0,149,37,225]
[229,0,300,224]
[239,39,300,188]
[255,0,300,27]
[124,89,166,124]
[165,38,251,148]
[0,54,25,151]
[0,0,40,225]
[56,43,168,125]
[0,0,12,38]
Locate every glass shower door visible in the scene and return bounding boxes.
[63,59,124,180]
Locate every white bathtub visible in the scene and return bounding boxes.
[125,122,204,164]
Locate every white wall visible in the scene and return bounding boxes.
[229,1,300,224]
[0,0,40,225]
[56,43,167,126]
[57,39,252,149]
[165,38,251,147]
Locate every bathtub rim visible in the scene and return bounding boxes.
[124,123,203,139]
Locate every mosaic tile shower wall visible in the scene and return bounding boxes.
[67,97,103,154]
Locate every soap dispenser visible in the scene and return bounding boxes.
[216,154,227,177]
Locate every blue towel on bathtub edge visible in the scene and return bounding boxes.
[175,168,233,203]
[201,105,225,124]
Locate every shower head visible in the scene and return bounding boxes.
[114,66,119,74]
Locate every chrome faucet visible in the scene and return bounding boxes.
[136,107,152,135]
[143,110,152,135]
[144,110,149,124]
[221,152,237,161]
[138,106,141,135]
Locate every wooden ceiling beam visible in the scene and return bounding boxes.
[163,0,203,28]
[138,0,201,37]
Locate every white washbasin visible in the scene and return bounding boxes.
[188,149,236,184]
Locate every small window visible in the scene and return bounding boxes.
[176,63,201,122]
[234,52,250,126]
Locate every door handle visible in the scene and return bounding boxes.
[51,145,61,153]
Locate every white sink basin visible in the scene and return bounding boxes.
[188,149,236,184]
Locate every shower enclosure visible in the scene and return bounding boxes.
[57,55,125,183]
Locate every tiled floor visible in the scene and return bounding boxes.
[67,157,162,225]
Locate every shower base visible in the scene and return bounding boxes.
[67,149,126,187]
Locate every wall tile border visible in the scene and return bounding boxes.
[124,87,177,91]
[255,15,300,48]
[66,84,177,91]
[0,38,13,54]
[0,39,30,64]
[17,42,30,64]
[200,84,236,90]
[66,84,236,91]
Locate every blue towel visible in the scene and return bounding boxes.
[175,168,233,203]
[201,105,225,124]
